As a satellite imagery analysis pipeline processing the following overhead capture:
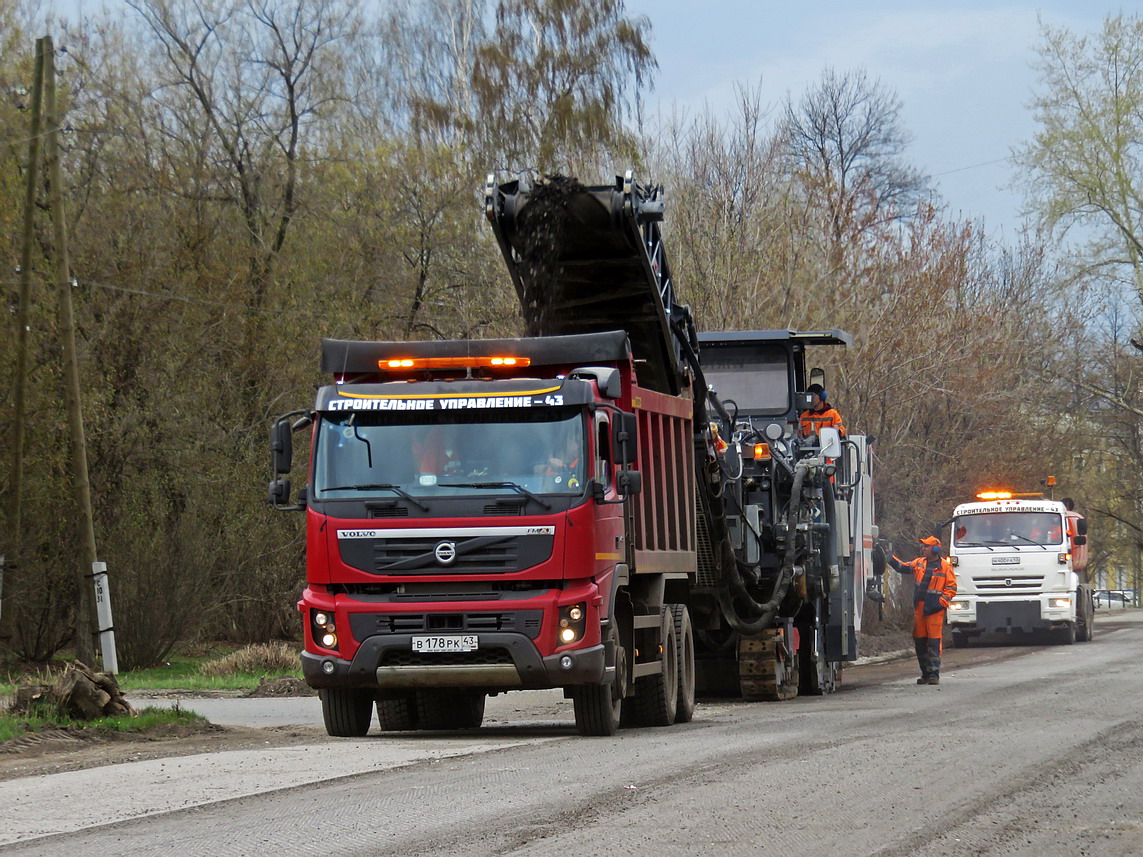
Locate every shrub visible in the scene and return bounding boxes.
[198,642,299,677]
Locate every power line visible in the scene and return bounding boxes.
[931,156,1013,177]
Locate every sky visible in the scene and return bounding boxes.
[623,1,1111,241]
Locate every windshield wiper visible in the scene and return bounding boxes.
[957,541,994,551]
[1007,533,1048,550]
[321,483,429,512]
[440,481,552,511]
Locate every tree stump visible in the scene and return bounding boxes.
[50,661,135,720]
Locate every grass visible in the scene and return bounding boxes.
[1,643,304,696]
[0,705,207,744]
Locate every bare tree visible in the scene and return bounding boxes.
[126,0,359,307]
[781,67,929,252]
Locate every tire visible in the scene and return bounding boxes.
[627,608,678,727]
[1056,623,1076,646]
[320,687,374,737]
[670,604,696,723]
[1076,590,1093,642]
[375,692,418,731]
[572,624,626,736]
[415,690,486,729]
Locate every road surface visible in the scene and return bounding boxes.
[3,612,1141,856]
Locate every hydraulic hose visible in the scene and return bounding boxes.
[714,459,813,636]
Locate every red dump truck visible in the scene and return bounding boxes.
[270,172,882,735]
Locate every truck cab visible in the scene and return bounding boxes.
[946,495,1093,645]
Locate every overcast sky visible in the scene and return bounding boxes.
[625,1,1110,241]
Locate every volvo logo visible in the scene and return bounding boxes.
[434,541,457,565]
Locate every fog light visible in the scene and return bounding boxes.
[568,605,584,622]
[559,627,577,643]
[321,632,337,648]
[559,655,574,670]
[314,611,330,627]
[321,659,335,675]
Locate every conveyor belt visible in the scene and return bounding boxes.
[485,171,689,396]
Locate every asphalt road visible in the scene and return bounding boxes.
[5,611,1142,856]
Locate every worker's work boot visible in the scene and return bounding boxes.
[926,639,942,685]
[914,639,930,684]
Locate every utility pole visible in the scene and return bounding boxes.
[2,40,46,642]
[42,36,97,666]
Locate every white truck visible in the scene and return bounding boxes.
[946,493,1093,646]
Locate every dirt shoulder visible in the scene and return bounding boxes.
[0,719,329,783]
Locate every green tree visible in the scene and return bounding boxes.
[1017,13,1143,314]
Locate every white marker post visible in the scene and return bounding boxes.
[90,561,118,675]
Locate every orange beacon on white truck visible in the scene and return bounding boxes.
[946,492,1093,646]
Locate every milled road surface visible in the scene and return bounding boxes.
[4,612,1142,856]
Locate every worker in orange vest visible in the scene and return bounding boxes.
[799,384,846,438]
[889,536,958,685]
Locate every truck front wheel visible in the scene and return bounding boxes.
[572,624,626,736]
[320,687,374,737]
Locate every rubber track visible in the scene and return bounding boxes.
[738,629,798,701]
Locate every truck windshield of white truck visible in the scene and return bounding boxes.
[953,512,1064,548]
[312,408,586,499]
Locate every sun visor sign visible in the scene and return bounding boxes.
[316,381,592,412]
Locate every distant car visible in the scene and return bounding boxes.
[1095,590,1132,608]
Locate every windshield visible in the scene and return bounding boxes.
[701,344,790,414]
[313,407,586,499]
[953,512,1064,547]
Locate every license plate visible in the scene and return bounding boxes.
[412,635,478,653]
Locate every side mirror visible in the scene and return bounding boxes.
[1073,535,1087,546]
[613,412,638,465]
[818,426,842,459]
[618,469,642,496]
[268,477,292,507]
[1076,519,1088,536]
[271,419,293,475]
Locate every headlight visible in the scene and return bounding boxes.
[312,609,337,649]
[947,601,969,612]
[1050,597,1071,609]
[558,602,587,646]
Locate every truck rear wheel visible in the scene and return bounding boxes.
[572,625,625,736]
[670,604,696,723]
[415,690,486,729]
[626,608,678,726]
[320,687,374,737]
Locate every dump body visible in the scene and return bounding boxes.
[947,498,1094,645]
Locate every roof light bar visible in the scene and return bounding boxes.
[379,356,531,370]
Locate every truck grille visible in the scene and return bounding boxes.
[349,610,544,641]
[973,575,1045,593]
[339,533,554,575]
